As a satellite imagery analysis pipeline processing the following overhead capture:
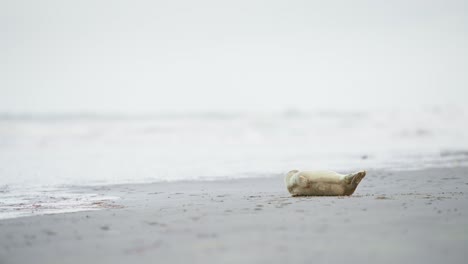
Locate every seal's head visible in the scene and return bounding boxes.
[287,170,299,177]
[285,170,299,184]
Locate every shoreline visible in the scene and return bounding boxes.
[1,166,468,263]
[2,161,468,221]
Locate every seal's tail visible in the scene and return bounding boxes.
[351,170,366,185]
[345,170,366,185]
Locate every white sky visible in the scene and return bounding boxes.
[1,0,467,113]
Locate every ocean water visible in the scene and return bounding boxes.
[1,107,468,219]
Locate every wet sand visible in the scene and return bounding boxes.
[1,167,468,264]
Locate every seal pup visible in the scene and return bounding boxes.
[285,170,366,196]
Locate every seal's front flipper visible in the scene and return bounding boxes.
[298,175,308,186]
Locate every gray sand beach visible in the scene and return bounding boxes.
[1,166,468,264]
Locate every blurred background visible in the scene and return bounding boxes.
[2,0,468,113]
[1,0,468,217]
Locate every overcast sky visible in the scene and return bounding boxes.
[1,0,467,113]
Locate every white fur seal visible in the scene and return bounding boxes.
[285,170,366,196]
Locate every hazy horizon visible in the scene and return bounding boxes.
[2,0,467,114]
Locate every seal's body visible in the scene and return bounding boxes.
[285,170,366,196]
